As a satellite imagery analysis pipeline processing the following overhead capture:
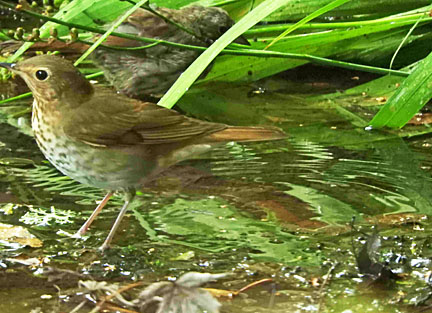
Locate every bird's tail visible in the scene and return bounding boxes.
[205,126,286,143]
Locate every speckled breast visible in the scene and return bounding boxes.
[31,101,157,190]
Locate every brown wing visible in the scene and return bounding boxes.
[62,87,227,147]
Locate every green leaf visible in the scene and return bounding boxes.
[157,0,292,109]
[194,0,257,21]
[266,0,431,22]
[73,0,149,66]
[5,0,132,62]
[369,51,432,128]
[200,19,421,84]
[193,0,430,21]
[265,0,353,49]
[151,0,197,8]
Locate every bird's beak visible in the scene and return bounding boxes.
[0,62,16,71]
[233,35,250,46]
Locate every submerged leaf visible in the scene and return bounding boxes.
[19,206,77,226]
[0,223,42,248]
[138,272,227,313]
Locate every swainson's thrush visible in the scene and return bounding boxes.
[0,55,284,250]
[91,5,248,100]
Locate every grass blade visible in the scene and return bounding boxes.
[157,0,291,109]
[369,51,432,128]
[1,0,131,62]
[73,0,149,66]
[265,0,353,49]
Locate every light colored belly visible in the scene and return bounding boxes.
[32,114,156,190]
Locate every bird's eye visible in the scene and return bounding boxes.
[35,70,49,81]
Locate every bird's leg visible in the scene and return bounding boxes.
[76,191,114,236]
[99,191,136,251]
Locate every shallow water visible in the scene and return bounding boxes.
[0,68,432,312]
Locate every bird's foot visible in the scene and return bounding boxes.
[98,241,111,252]
[70,232,83,239]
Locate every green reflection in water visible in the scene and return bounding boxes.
[280,182,359,225]
[135,197,321,265]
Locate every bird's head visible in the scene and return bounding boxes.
[0,55,94,108]
[187,6,249,45]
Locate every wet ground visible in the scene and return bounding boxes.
[1,65,432,312]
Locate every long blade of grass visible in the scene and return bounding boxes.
[73,0,148,66]
[2,0,131,62]
[389,13,425,70]
[265,0,429,22]
[0,0,209,53]
[1,0,427,84]
[200,21,422,84]
[195,0,430,21]
[157,0,291,109]
[369,51,432,128]
[265,0,352,49]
